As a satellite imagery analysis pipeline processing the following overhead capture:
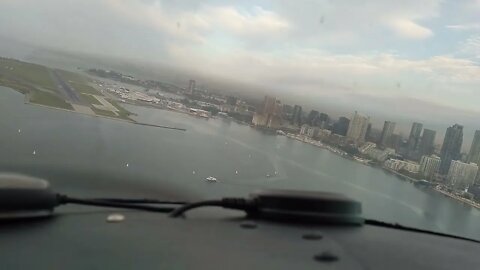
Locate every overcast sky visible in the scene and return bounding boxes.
[1,0,480,143]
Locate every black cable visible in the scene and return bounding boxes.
[58,195,176,213]
[169,198,251,218]
[365,219,480,244]
[91,198,187,205]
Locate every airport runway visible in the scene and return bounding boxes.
[50,70,82,104]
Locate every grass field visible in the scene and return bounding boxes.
[56,69,101,95]
[0,58,56,91]
[0,57,132,120]
[91,107,118,117]
[30,90,73,110]
[108,99,131,119]
[0,76,32,94]
[81,93,102,105]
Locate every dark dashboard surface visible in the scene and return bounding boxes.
[1,205,478,270]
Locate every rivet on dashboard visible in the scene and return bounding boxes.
[302,233,323,240]
[240,222,257,229]
[106,213,125,223]
[313,252,339,263]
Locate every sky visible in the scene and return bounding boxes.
[1,0,480,144]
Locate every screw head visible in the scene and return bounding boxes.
[314,252,339,263]
[240,222,257,229]
[302,233,323,240]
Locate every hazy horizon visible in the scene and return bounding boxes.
[1,0,480,150]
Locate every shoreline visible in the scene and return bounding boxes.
[13,82,480,211]
[434,186,480,209]
[283,132,480,211]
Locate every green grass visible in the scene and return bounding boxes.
[0,58,133,119]
[54,69,88,84]
[108,99,131,119]
[0,76,31,94]
[30,90,73,110]
[55,69,102,95]
[0,58,56,91]
[70,81,101,95]
[91,107,117,117]
[81,93,102,105]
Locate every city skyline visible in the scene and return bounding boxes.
[279,100,480,152]
[268,94,480,172]
[1,1,480,123]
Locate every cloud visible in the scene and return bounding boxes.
[388,19,434,39]
[166,43,480,105]
[446,23,480,31]
[203,6,290,37]
[0,0,480,116]
[105,1,290,45]
[457,35,480,59]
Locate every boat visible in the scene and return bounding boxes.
[206,176,217,182]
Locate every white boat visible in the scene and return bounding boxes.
[206,176,217,182]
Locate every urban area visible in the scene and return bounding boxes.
[89,69,480,209]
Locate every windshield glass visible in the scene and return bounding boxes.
[1,0,480,239]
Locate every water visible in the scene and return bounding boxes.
[1,86,480,240]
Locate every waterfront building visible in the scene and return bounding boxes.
[419,155,441,181]
[346,111,369,144]
[418,129,436,157]
[332,117,350,136]
[439,124,463,175]
[188,79,196,94]
[291,105,303,126]
[379,121,396,147]
[447,160,478,190]
[384,159,420,173]
[252,96,282,128]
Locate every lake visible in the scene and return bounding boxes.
[1,86,480,240]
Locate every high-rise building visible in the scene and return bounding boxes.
[418,129,436,157]
[260,96,278,115]
[346,111,370,144]
[306,110,320,126]
[419,155,441,181]
[439,124,463,175]
[188,79,196,94]
[468,130,480,165]
[226,96,238,106]
[447,160,478,189]
[282,104,293,117]
[365,124,381,143]
[379,121,396,147]
[332,117,350,136]
[291,105,302,126]
[390,134,402,151]
[252,96,282,128]
[407,122,423,157]
[318,113,329,129]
